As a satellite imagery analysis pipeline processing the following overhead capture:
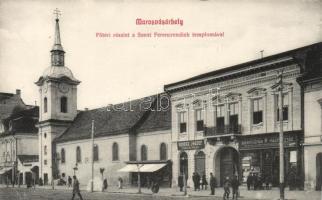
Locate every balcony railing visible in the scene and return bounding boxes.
[204,124,241,136]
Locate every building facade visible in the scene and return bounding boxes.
[0,104,39,185]
[165,43,322,189]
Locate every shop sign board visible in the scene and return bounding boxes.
[239,133,298,150]
[177,140,205,150]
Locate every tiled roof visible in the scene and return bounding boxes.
[0,93,26,120]
[17,155,39,163]
[136,94,171,133]
[0,107,39,137]
[55,94,171,143]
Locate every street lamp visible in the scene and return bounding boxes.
[181,156,187,196]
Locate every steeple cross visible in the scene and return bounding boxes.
[53,8,61,19]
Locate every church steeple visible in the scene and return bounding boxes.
[51,8,65,66]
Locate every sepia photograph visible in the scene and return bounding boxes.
[0,0,321,199]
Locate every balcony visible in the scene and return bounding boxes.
[204,124,241,137]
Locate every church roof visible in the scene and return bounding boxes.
[38,65,79,83]
[55,93,171,143]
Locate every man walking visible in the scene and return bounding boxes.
[223,176,230,200]
[231,175,239,200]
[68,176,72,188]
[209,173,216,195]
[71,176,83,200]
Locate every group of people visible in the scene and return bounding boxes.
[178,172,217,195]
[192,172,208,191]
[246,173,271,190]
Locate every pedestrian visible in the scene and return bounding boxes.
[146,176,151,189]
[265,176,270,190]
[118,177,123,189]
[209,173,216,195]
[192,172,198,191]
[196,172,201,191]
[246,173,252,190]
[253,174,258,190]
[68,176,72,188]
[103,178,108,191]
[178,174,184,192]
[201,173,208,190]
[231,175,239,200]
[71,175,83,200]
[223,176,230,200]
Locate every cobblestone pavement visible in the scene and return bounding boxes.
[0,185,321,200]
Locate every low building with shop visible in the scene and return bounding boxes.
[0,105,39,185]
[165,42,322,189]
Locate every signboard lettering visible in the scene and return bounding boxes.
[177,140,204,150]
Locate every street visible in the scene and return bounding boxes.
[0,186,321,200]
[0,187,227,200]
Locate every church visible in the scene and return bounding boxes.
[35,16,172,188]
[33,13,322,191]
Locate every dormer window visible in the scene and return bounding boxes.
[60,97,67,113]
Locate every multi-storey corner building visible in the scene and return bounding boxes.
[165,42,322,190]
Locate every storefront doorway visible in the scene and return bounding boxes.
[180,152,188,179]
[316,153,322,191]
[215,147,239,186]
[195,151,205,177]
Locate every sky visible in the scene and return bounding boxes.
[0,0,321,110]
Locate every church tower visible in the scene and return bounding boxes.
[35,10,80,184]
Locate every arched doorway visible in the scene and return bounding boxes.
[195,151,206,176]
[316,153,322,191]
[215,146,239,186]
[180,152,188,179]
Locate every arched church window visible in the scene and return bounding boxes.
[60,97,67,113]
[160,143,167,160]
[61,148,65,163]
[76,146,81,163]
[93,144,99,161]
[44,145,47,155]
[141,145,147,161]
[112,143,119,161]
[44,97,48,113]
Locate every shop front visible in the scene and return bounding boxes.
[239,131,303,188]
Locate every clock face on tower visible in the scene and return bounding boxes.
[58,83,69,93]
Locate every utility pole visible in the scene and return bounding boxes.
[91,120,94,192]
[278,71,285,200]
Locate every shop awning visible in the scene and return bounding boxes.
[118,163,167,173]
[0,167,12,175]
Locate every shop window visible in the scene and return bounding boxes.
[160,143,167,160]
[253,98,263,124]
[179,112,187,133]
[93,144,99,161]
[60,97,68,113]
[195,109,204,131]
[141,145,147,161]
[61,148,65,163]
[216,105,225,133]
[76,146,81,163]
[276,94,289,121]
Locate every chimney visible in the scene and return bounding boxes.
[16,89,21,97]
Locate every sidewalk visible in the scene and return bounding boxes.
[1,184,321,200]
